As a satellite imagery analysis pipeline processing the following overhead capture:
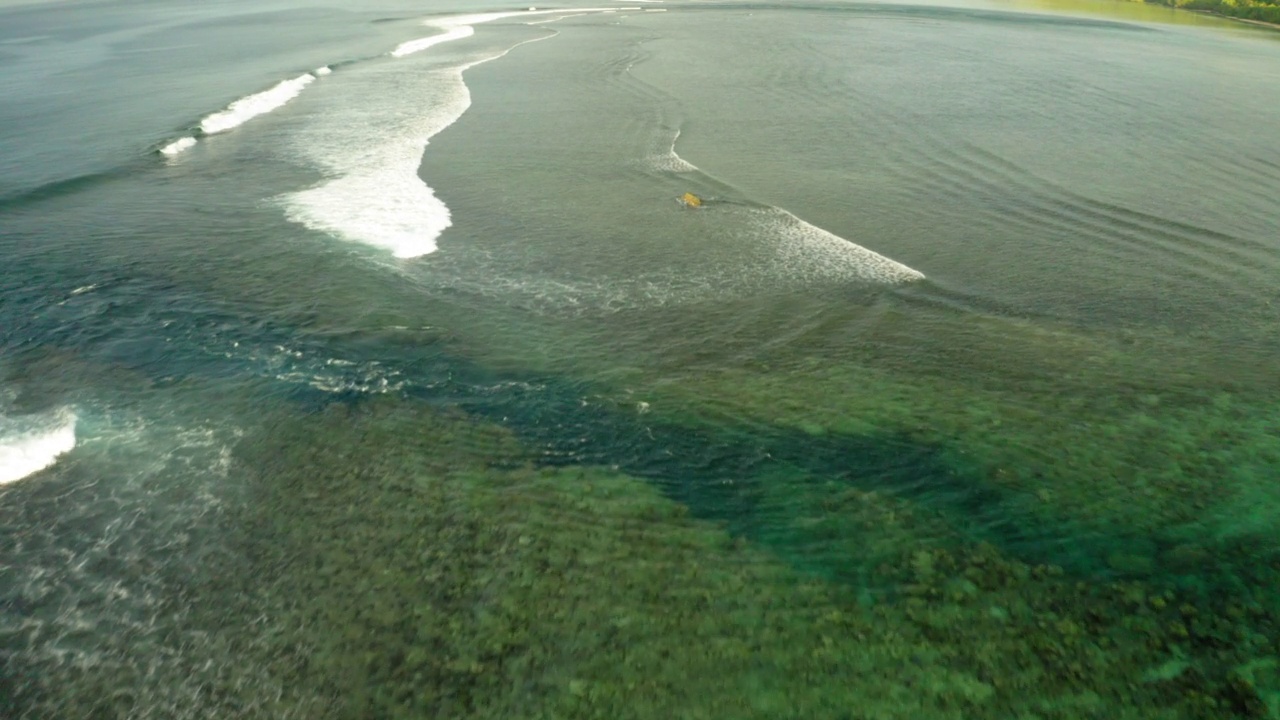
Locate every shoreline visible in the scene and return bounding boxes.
[1184,6,1280,30]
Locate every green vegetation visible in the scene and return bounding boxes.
[1144,0,1280,25]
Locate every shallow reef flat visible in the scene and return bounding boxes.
[178,401,1280,718]
[547,295,1280,581]
[6,393,1277,718]
[427,281,1280,592]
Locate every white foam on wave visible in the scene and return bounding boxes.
[527,13,590,24]
[421,204,922,318]
[283,8,634,258]
[199,72,316,135]
[391,25,475,57]
[286,169,455,258]
[395,7,638,50]
[648,127,698,173]
[0,408,76,485]
[159,136,197,156]
[444,8,634,24]
[279,43,492,257]
[642,123,919,283]
[158,63,337,160]
[760,208,924,284]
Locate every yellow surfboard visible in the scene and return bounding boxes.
[678,192,703,208]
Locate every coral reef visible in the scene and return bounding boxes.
[210,399,1278,719]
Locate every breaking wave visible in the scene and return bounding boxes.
[759,208,925,284]
[199,72,316,135]
[278,54,480,258]
[644,121,922,284]
[393,6,636,58]
[159,136,196,156]
[157,68,331,156]
[391,25,475,57]
[648,127,698,173]
[0,407,76,485]
[283,9,635,258]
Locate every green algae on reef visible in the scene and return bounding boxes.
[218,399,1278,720]
[418,281,1280,577]
[8,331,1279,719]
[7,390,1277,719]
[605,300,1280,583]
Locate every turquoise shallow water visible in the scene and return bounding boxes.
[2,0,1279,717]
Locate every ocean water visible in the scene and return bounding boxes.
[2,0,1279,717]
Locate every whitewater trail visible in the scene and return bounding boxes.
[648,124,924,284]
[281,7,637,258]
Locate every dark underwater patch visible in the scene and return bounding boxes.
[424,363,1124,578]
[0,264,1189,584]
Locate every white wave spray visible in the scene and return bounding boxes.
[0,408,76,485]
[760,209,925,284]
[199,72,316,135]
[648,127,698,173]
[391,25,474,58]
[158,68,332,157]
[283,8,636,258]
[279,53,485,259]
[159,136,196,156]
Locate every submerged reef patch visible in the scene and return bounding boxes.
[214,399,1280,719]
